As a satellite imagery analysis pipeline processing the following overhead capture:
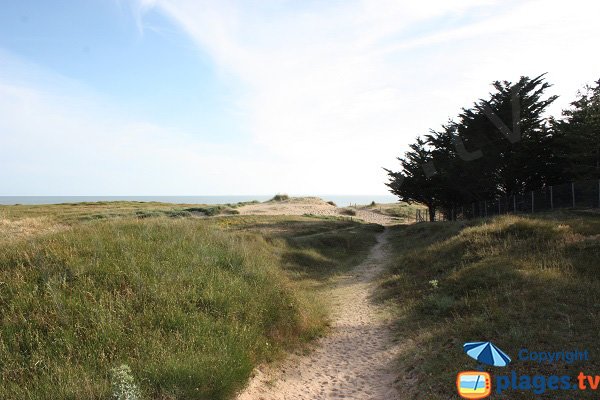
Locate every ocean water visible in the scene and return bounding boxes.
[0,195,398,207]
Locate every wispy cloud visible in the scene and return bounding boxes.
[2,1,600,195]
[0,50,273,195]
[134,0,600,193]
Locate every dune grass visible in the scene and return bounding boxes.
[0,204,381,399]
[380,211,600,399]
[269,194,290,202]
[222,215,383,280]
[0,201,243,225]
[339,208,357,216]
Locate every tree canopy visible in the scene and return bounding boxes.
[386,75,600,221]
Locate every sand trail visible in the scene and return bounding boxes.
[237,229,400,400]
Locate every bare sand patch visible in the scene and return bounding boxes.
[237,197,399,226]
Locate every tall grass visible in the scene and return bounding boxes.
[0,219,304,398]
[380,212,600,399]
[221,215,383,278]
[0,206,381,399]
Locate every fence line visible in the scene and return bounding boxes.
[417,179,600,222]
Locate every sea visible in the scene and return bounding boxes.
[0,195,398,208]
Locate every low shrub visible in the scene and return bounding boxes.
[270,194,290,202]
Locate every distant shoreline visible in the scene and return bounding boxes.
[0,195,397,207]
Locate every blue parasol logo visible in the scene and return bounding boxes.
[463,341,511,367]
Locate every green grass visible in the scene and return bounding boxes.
[380,211,600,399]
[0,203,381,399]
[222,215,383,280]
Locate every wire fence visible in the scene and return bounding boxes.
[415,179,600,222]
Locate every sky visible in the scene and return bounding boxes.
[1,0,599,195]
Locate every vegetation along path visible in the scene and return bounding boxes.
[237,228,400,400]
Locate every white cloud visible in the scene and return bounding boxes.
[3,1,600,195]
[134,0,600,194]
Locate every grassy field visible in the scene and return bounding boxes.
[0,202,381,399]
[0,201,256,225]
[380,210,600,399]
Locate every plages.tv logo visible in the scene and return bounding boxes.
[456,341,512,399]
[456,371,491,399]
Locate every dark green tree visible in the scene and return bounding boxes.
[387,74,559,219]
[450,74,558,197]
[553,79,600,180]
[385,137,443,221]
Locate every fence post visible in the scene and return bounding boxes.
[550,186,554,210]
[572,182,576,208]
[513,195,516,213]
[498,200,501,215]
[598,179,600,208]
[531,191,534,213]
[484,200,488,217]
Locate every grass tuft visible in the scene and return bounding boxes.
[340,208,357,216]
[269,194,290,202]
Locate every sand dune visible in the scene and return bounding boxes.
[237,197,399,225]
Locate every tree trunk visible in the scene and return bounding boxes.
[428,206,436,222]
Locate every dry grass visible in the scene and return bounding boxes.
[380,212,600,399]
[0,217,66,241]
[0,201,242,224]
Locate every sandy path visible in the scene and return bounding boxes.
[237,229,400,400]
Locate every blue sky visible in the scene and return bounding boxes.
[1,0,599,195]
[0,1,240,139]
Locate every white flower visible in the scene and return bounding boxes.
[111,364,142,400]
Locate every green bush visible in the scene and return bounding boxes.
[270,194,289,202]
